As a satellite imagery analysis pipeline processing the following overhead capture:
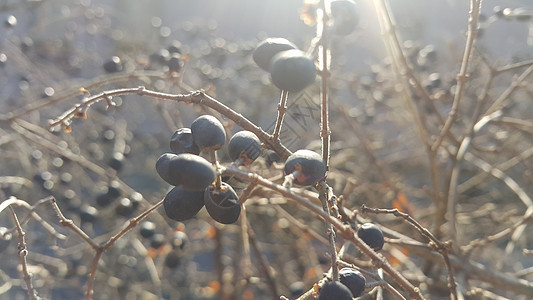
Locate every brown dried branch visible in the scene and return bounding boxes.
[0,197,66,240]
[223,165,426,300]
[371,0,447,237]
[432,0,483,151]
[272,90,289,140]
[8,207,38,300]
[48,196,98,250]
[360,205,457,300]
[248,220,280,297]
[461,207,533,254]
[2,70,165,122]
[317,181,339,281]
[48,87,292,159]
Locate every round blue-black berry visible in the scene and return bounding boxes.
[204,182,241,224]
[171,231,188,249]
[163,186,205,221]
[357,223,385,251]
[330,0,360,36]
[270,49,316,93]
[103,56,122,73]
[318,281,353,300]
[79,206,98,223]
[170,128,200,155]
[115,197,136,217]
[156,153,215,191]
[284,149,326,186]
[150,233,166,249]
[339,267,366,297]
[191,115,226,152]
[139,221,156,239]
[228,131,261,165]
[253,37,297,71]
[165,250,181,268]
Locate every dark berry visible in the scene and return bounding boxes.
[167,41,182,54]
[79,206,98,223]
[0,227,12,253]
[284,150,326,186]
[165,250,181,268]
[204,182,241,224]
[339,267,366,297]
[109,152,124,171]
[252,37,297,71]
[130,192,142,210]
[171,231,188,249]
[191,115,226,152]
[228,131,261,165]
[150,49,170,65]
[170,128,200,155]
[269,49,317,93]
[330,0,360,36]
[289,281,305,297]
[265,151,282,167]
[115,197,136,217]
[150,233,166,249]
[357,223,384,251]
[318,281,353,300]
[155,153,215,191]
[167,53,183,73]
[139,221,156,239]
[163,186,205,221]
[96,192,114,207]
[107,180,122,198]
[96,181,121,206]
[103,56,122,73]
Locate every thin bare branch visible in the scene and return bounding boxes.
[8,207,38,300]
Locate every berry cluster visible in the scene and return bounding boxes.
[253,38,316,93]
[156,115,264,224]
[319,268,366,299]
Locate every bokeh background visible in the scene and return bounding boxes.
[0,0,532,299]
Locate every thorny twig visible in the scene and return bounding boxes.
[223,166,426,300]
[248,220,280,297]
[361,205,457,300]
[1,70,166,122]
[432,0,483,152]
[8,207,38,300]
[372,0,445,237]
[272,90,289,141]
[316,0,340,283]
[0,196,66,240]
[48,87,292,159]
[47,194,165,300]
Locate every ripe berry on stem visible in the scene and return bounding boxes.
[163,186,205,221]
[191,115,227,152]
[156,153,215,191]
[228,130,262,165]
[269,49,317,93]
[284,149,326,186]
[252,37,297,71]
[204,182,241,224]
[357,223,385,251]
